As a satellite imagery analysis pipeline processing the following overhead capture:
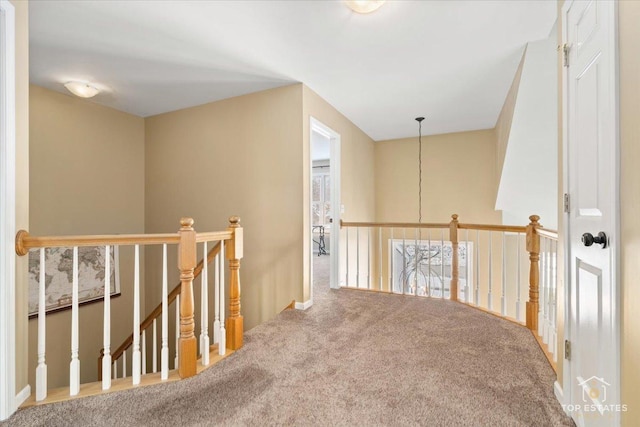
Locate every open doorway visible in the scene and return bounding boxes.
[309,118,340,302]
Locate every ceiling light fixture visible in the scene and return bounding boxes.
[64,81,100,98]
[345,0,385,14]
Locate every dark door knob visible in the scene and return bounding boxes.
[582,232,608,248]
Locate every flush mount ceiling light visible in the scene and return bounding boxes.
[64,81,100,98]
[345,0,385,14]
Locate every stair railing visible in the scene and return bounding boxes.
[340,214,557,367]
[98,240,222,381]
[15,216,243,402]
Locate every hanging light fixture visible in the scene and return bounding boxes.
[345,0,385,14]
[416,117,425,224]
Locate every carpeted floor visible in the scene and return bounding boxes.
[4,254,572,426]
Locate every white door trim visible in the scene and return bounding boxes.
[561,0,621,423]
[309,117,341,297]
[0,0,17,420]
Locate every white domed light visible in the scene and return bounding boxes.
[64,81,100,98]
[345,0,385,14]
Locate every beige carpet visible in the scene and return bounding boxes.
[4,255,572,426]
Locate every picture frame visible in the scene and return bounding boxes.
[28,246,121,318]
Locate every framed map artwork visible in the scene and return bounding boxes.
[28,246,120,317]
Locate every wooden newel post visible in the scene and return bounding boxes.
[226,216,244,350]
[526,215,541,331]
[450,214,459,302]
[178,217,197,378]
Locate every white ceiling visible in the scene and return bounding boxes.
[29,1,556,141]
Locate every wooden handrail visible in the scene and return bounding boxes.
[340,220,526,233]
[536,227,559,240]
[341,221,450,229]
[458,223,527,233]
[195,231,233,243]
[15,231,180,255]
[99,241,222,378]
[15,230,233,256]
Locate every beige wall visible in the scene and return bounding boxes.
[619,1,640,424]
[12,0,29,395]
[375,129,501,225]
[29,85,145,388]
[302,86,376,301]
[145,84,304,331]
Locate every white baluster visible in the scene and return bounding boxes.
[70,247,80,396]
[219,242,226,355]
[501,232,507,316]
[367,227,371,290]
[174,295,180,369]
[551,240,558,360]
[389,228,394,292]
[378,227,382,291]
[113,360,117,380]
[440,229,444,299]
[199,242,204,355]
[475,230,480,305]
[356,227,360,288]
[152,319,157,374]
[402,229,406,295]
[414,228,418,296]
[161,244,169,380]
[516,234,522,322]
[201,242,210,366]
[465,230,470,303]
[36,248,47,401]
[132,245,141,385]
[544,239,551,343]
[427,229,432,297]
[102,245,112,390]
[122,349,126,378]
[487,232,493,311]
[213,252,220,345]
[538,239,546,338]
[142,330,146,375]
[345,228,349,287]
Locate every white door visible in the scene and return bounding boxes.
[563,1,619,426]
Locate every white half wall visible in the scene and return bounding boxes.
[496,26,558,229]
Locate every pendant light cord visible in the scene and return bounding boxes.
[416,117,425,224]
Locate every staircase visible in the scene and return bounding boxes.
[15,216,244,405]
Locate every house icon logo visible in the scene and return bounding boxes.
[578,376,610,403]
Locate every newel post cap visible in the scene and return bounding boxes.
[180,217,194,230]
[451,214,459,221]
[528,215,541,226]
[229,216,241,228]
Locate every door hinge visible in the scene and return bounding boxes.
[565,339,571,360]
[564,193,570,213]
[563,43,570,67]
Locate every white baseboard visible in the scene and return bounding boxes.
[15,385,30,408]
[295,300,313,310]
[554,381,567,413]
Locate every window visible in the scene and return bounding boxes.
[312,172,331,226]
